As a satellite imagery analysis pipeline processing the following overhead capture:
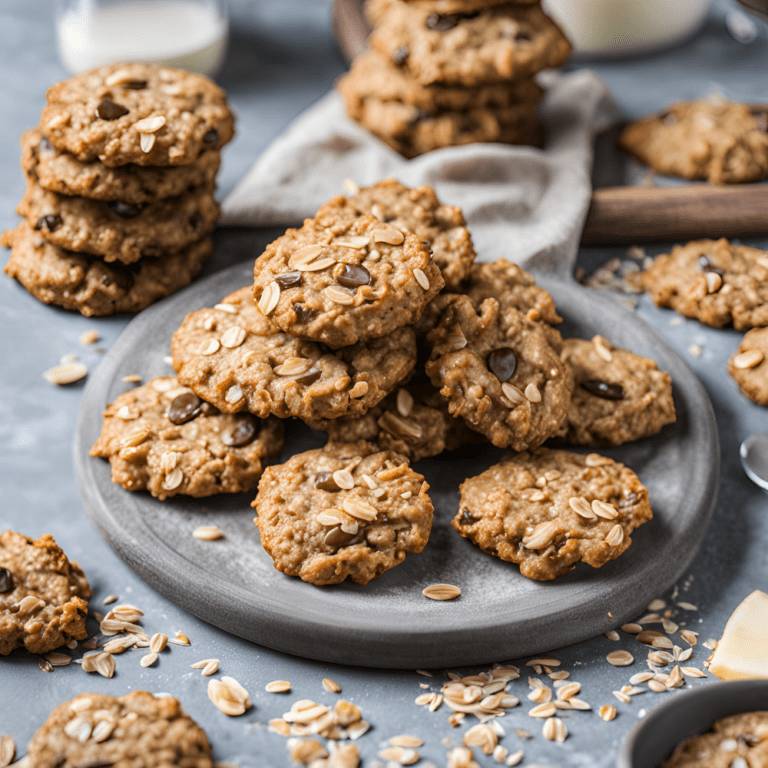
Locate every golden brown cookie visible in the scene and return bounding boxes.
[425,295,572,450]
[640,238,768,330]
[3,221,210,316]
[90,377,285,500]
[171,287,417,422]
[40,62,234,167]
[557,336,676,446]
[0,531,91,655]
[453,448,653,581]
[253,442,433,585]
[619,99,768,184]
[252,194,442,348]
[728,327,768,406]
[26,691,213,768]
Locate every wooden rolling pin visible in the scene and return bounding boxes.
[582,184,768,245]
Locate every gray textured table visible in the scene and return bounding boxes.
[1,1,767,766]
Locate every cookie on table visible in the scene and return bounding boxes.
[348,96,543,159]
[366,0,539,24]
[369,1,572,87]
[557,336,676,446]
[2,221,211,317]
[40,62,234,167]
[312,378,482,462]
[21,128,221,205]
[0,530,91,656]
[17,179,218,264]
[425,295,572,450]
[253,442,433,585]
[640,238,768,330]
[345,178,476,291]
[26,691,213,768]
[619,99,768,184]
[453,448,653,581]
[338,49,543,115]
[172,287,417,422]
[661,711,768,768]
[90,377,285,500]
[252,194,443,348]
[728,327,768,406]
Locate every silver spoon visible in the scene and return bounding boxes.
[740,432,768,494]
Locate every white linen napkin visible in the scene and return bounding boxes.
[221,69,618,277]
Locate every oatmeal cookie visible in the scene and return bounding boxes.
[345,178,475,291]
[252,194,442,348]
[338,49,543,115]
[171,287,417,422]
[348,95,543,158]
[18,179,218,264]
[90,377,285,500]
[27,691,213,768]
[253,442,433,585]
[728,327,768,406]
[41,62,234,167]
[640,238,768,330]
[619,99,768,184]
[3,221,210,316]
[312,378,482,462]
[453,448,653,581]
[0,530,91,655]
[556,336,676,446]
[22,128,221,204]
[425,295,572,450]
[369,1,571,87]
[662,711,768,768]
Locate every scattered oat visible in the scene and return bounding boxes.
[390,736,423,748]
[79,330,99,346]
[289,738,329,765]
[423,584,461,601]
[606,650,634,667]
[323,678,341,694]
[506,750,524,766]
[43,362,87,385]
[140,653,158,667]
[208,677,251,716]
[599,705,617,722]
[193,525,224,541]
[681,667,707,679]
[0,736,15,768]
[149,633,168,653]
[688,344,702,357]
[605,630,620,641]
[102,595,118,605]
[266,680,292,694]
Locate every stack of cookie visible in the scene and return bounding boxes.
[92,178,678,586]
[336,0,572,157]
[2,63,234,316]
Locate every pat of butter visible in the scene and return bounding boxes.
[710,590,768,681]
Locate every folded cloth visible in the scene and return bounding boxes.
[221,69,618,276]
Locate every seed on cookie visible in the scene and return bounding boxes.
[258,282,280,315]
[568,497,596,520]
[732,349,764,369]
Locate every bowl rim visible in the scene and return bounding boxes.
[618,678,768,768]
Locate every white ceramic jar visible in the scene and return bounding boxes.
[542,0,712,58]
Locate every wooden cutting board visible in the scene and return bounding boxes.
[332,0,768,245]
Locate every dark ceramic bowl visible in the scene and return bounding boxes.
[618,679,768,768]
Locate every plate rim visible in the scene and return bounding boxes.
[74,259,719,668]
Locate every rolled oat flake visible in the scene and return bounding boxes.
[0,568,13,593]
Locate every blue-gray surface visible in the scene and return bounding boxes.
[1,1,767,765]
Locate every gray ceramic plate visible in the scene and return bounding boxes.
[618,679,768,767]
[74,261,718,669]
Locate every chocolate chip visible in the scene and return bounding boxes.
[514,30,532,42]
[426,12,460,31]
[581,380,625,400]
[324,526,357,549]
[336,264,371,289]
[190,212,203,230]
[96,99,129,120]
[293,303,317,323]
[0,568,13,593]
[167,392,203,424]
[275,271,303,289]
[698,255,723,276]
[122,79,147,90]
[460,508,478,525]
[315,472,340,491]
[487,347,518,382]
[392,45,409,65]
[293,367,322,386]
[36,214,62,232]
[222,414,259,447]
[203,128,219,144]
[738,734,760,748]
[107,200,144,218]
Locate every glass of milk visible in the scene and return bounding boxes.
[56,0,229,77]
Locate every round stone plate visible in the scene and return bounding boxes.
[74,261,718,669]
